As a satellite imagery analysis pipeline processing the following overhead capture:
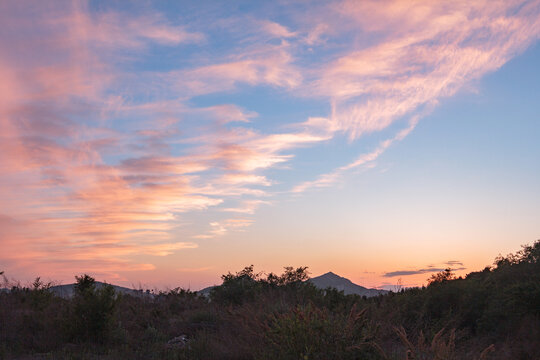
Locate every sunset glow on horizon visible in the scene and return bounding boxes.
[1,0,539,291]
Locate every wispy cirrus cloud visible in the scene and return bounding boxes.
[260,20,298,39]
[170,46,302,95]
[62,3,204,49]
[292,116,419,193]
[193,218,254,239]
[320,0,540,140]
[222,200,271,214]
[291,0,540,192]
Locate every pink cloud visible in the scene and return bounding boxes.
[60,4,204,49]
[304,24,329,45]
[170,43,302,96]
[260,20,297,38]
[194,218,254,239]
[311,0,540,139]
[202,104,258,124]
[0,1,212,279]
[222,200,271,214]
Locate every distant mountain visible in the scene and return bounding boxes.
[196,272,388,298]
[197,285,216,297]
[3,273,385,299]
[49,282,153,298]
[3,274,385,299]
[309,272,387,297]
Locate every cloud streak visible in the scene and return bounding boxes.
[292,116,420,193]
[383,266,467,278]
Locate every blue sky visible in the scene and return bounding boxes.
[0,0,539,289]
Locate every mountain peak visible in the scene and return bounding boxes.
[309,272,387,297]
[320,271,340,278]
[317,272,351,283]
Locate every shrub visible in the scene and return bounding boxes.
[30,277,53,310]
[69,274,119,343]
[257,302,381,360]
[210,265,262,305]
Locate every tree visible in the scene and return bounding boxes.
[211,266,311,305]
[70,274,118,343]
[494,239,540,267]
[74,274,96,294]
[266,266,310,286]
[30,277,53,310]
[210,265,262,305]
[427,268,456,285]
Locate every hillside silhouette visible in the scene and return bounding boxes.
[309,271,388,297]
[0,240,538,359]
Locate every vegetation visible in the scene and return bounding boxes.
[0,240,538,359]
[69,275,119,343]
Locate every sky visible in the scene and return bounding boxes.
[1,0,539,290]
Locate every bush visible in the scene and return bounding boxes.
[258,302,381,360]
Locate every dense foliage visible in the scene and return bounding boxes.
[0,241,538,359]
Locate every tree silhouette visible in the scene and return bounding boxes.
[427,268,456,285]
[70,274,118,343]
